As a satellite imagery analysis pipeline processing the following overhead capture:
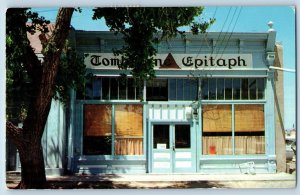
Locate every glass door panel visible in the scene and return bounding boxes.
[153,125,170,149]
[175,125,190,149]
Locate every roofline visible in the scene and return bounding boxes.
[74,30,270,41]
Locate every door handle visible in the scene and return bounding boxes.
[172,144,175,151]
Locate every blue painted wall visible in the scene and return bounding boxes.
[40,29,280,174]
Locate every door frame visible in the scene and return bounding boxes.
[149,121,196,173]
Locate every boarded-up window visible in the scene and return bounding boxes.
[202,104,265,155]
[234,104,264,132]
[203,136,232,155]
[235,136,265,154]
[234,104,265,154]
[115,104,143,155]
[202,105,232,155]
[203,105,232,132]
[83,104,112,155]
[84,104,112,136]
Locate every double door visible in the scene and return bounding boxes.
[151,123,196,173]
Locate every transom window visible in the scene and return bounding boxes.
[169,79,198,101]
[78,77,142,100]
[201,78,265,100]
[78,77,265,101]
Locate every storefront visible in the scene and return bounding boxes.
[61,25,284,175]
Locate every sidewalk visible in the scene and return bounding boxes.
[6,172,297,189]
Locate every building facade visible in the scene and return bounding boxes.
[7,24,285,175]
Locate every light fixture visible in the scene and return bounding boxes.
[191,101,198,119]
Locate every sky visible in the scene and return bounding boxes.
[0,1,299,195]
[31,6,296,130]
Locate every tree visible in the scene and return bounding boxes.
[6,8,76,189]
[6,7,213,189]
[93,7,215,90]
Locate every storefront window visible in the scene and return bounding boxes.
[241,78,249,100]
[225,79,232,100]
[234,104,265,154]
[202,104,265,155]
[189,79,198,100]
[249,78,257,99]
[83,104,144,156]
[208,78,217,100]
[85,81,93,100]
[110,78,118,99]
[93,78,101,99]
[83,104,112,155]
[169,79,198,101]
[169,79,177,100]
[127,79,136,100]
[119,79,127,100]
[102,78,110,99]
[201,78,209,100]
[232,78,241,99]
[202,105,232,155]
[146,79,168,101]
[115,105,143,155]
[217,78,225,100]
[257,79,265,99]
[177,79,184,100]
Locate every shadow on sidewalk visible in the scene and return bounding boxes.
[6,172,225,189]
[46,180,225,189]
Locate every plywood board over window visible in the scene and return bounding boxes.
[115,104,143,155]
[84,104,112,136]
[202,105,232,132]
[115,104,143,137]
[203,136,233,155]
[235,104,264,132]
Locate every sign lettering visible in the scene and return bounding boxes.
[85,53,253,70]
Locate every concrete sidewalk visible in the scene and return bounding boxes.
[46,172,296,182]
[6,172,297,189]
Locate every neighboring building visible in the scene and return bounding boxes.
[7,22,285,175]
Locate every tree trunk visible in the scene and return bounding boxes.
[7,119,48,189]
[17,140,46,189]
[6,8,74,189]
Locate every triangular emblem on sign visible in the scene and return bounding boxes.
[159,53,180,69]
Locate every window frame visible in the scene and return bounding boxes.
[82,103,145,157]
[201,103,266,156]
[79,77,141,101]
[202,78,266,101]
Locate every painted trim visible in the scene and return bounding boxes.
[67,90,75,171]
[143,104,147,171]
[266,71,276,156]
[232,104,235,155]
[78,103,84,156]
[111,104,115,155]
[86,69,268,78]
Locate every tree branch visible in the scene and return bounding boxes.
[6,121,27,148]
[22,8,74,139]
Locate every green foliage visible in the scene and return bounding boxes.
[6,9,49,75]
[6,8,86,122]
[93,7,215,87]
[6,8,48,122]
[54,41,87,104]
